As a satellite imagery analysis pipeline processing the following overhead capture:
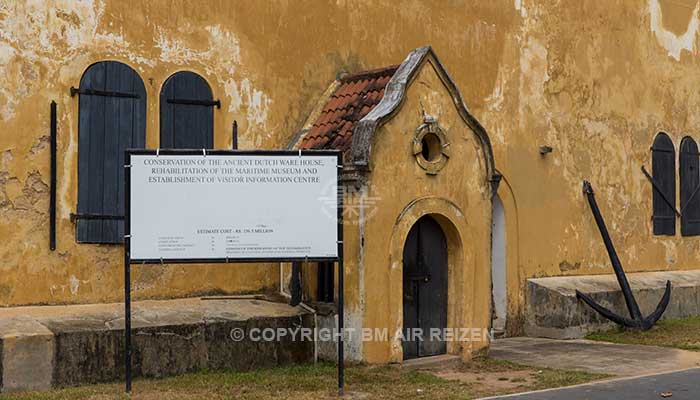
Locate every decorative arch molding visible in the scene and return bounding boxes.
[348,46,496,189]
[383,196,483,362]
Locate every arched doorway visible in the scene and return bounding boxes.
[402,215,448,359]
[491,194,507,334]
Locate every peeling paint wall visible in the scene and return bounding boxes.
[0,0,699,342]
[0,0,324,306]
[476,0,700,330]
[650,0,700,61]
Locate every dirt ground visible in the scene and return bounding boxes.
[0,357,607,400]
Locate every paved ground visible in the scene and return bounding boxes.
[481,368,700,400]
[490,337,700,376]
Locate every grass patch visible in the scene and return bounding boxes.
[0,358,607,400]
[586,316,700,351]
[0,363,470,400]
[528,367,605,391]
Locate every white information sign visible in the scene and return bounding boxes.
[128,152,339,261]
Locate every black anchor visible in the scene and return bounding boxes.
[576,181,672,330]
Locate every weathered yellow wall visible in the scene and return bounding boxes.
[478,0,700,330]
[1,0,700,339]
[0,0,511,308]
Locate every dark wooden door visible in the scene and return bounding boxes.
[402,216,448,360]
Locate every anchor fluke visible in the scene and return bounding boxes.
[577,180,671,330]
[640,280,672,330]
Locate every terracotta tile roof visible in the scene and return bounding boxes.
[299,64,399,155]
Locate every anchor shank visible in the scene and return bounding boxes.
[583,182,643,321]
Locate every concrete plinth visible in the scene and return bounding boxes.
[0,297,313,392]
[0,318,54,392]
[525,270,700,339]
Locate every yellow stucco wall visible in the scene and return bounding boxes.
[478,0,700,332]
[1,1,700,345]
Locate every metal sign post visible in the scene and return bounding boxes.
[123,154,132,392]
[123,149,344,394]
[336,163,344,396]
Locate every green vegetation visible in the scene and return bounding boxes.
[0,358,606,400]
[586,316,700,351]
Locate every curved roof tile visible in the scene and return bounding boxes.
[299,64,399,154]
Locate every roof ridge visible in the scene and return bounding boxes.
[339,64,399,83]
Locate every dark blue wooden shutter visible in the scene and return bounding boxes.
[680,137,700,236]
[652,133,676,236]
[160,71,214,149]
[76,61,146,243]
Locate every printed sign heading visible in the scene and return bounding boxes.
[129,152,339,261]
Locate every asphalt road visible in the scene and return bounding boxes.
[483,368,700,400]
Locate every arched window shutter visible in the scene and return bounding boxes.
[651,133,676,236]
[160,71,215,149]
[680,137,700,236]
[76,61,147,243]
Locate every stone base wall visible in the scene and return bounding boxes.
[525,270,700,339]
[0,299,314,392]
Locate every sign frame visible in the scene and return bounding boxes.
[127,149,341,264]
[123,148,345,394]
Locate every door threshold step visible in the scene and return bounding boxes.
[402,354,461,370]
[492,328,506,339]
